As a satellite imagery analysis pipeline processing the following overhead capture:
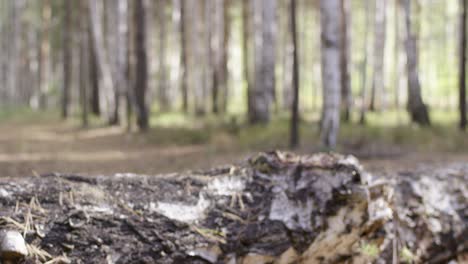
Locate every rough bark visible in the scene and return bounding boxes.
[133,0,149,131]
[460,0,467,130]
[402,0,431,126]
[61,0,72,119]
[0,152,388,263]
[1,152,464,263]
[289,0,299,149]
[370,0,387,112]
[340,0,352,122]
[320,0,341,148]
[250,0,277,124]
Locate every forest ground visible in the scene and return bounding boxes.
[0,109,467,178]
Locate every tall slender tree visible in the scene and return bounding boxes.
[158,0,170,111]
[370,0,387,111]
[289,0,299,148]
[359,0,371,125]
[62,0,72,119]
[460,0,467,130]
[320,0,341,148]
[402,0,430,125]
[89,0,118,124]
[242,0,252,118]
[38,0,51,109]
[179,0,188,113]
[340,0,352,122]
[79,0,89,127]
[133,0,149,130]
[250,0,277,124]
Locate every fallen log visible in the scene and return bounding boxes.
[0,151,465,263]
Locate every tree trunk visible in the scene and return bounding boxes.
[289,0,299,149]
[402,0,430,126]
[250,0,277,124]
[242,0,253,120]
[460,0,467,130]
[320,0,341,148]
[158,0,170,112]
[80,1,89,128]
[61,0,72,119]
[359,0,371,125]
[88,23,100,116]
[188,0,206,116]
[281,0,292,110]
[370,0,387,112]
[220,0,230,113]
[133,0,149,131]
[38,0,51,110]
[88,0,118,125]
[340,0,352,122]
[178,0,188,113]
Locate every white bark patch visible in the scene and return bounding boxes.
[153,194,210,223]
[207,176,245,196]
[269,191,315,230]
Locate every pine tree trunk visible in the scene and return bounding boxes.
[38,0,51,110]
[133,0,149,130]
[158,0,170,112]
[179,0,188,113]
[79,1,89,128]
[242,0,253,120]
[359,0,371,125]
[62,0,72,119]
[402,0,430,125]
[370,0,387,112]
[188,0,206,116]
[88,24,100,116]
[460,0,467,130]
[220,0,230,113]
[340,0,352,122]
[289,0,299,149]
[250,0,277,124]
[88,0,118,125]
[320,0,341,148]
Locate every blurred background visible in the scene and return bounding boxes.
[0,0,466,177]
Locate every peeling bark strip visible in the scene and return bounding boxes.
[0,152,466,263]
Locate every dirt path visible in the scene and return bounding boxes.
[0,120,246,177]
[0,119,466,178]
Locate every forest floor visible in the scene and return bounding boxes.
[0,109,466,178]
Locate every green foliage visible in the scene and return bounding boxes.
[400,246,415,263]
[359,242,380,259]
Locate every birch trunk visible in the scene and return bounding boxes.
[158,0,170,111]
[62,0,72,119]
[370,0,387,111]
[320,0,341,148]
[250,0,277,124]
